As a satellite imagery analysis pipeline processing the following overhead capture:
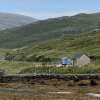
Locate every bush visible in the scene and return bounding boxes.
[90,79,97,86]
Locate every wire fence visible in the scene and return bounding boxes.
[19,64,96,75]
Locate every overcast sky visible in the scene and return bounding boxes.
[0,0,100,19]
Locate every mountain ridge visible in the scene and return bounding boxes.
[0,12,37,30]
[0,12,100,48]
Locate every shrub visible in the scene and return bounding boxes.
[90,79,97,86]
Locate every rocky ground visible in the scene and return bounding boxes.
[0,79,99,100]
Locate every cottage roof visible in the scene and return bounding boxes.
[74,54,83,59]
[73,53,89,59]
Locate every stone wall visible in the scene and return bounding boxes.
[0,74,100,83]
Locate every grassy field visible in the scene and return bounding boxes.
[0,61,35,74]
[0,60,99,74]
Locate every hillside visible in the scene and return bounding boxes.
[0,13,100,48]
[0,12,37,30]
[16,30,100,60]
[0,30,99,74]
[0,29,98,75]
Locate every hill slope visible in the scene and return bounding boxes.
[0,13,100,48]
[16,30,100,59]
[0,12,37,30]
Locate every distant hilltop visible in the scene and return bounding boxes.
[0,12,37,30]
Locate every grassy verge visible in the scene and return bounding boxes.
[0,61,34,74]
[19,65,100,74]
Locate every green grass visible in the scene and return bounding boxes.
[0,61,35,74]
[15,30,100,64]
[0,48,13,55]
[19,65,100,75]
[0,60,99,74]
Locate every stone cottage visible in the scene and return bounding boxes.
[73,54,91,67]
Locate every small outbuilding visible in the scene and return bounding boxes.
[73,54,91,67]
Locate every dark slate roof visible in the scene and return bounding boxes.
[73,53,84,59]
[73,53,89,60]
